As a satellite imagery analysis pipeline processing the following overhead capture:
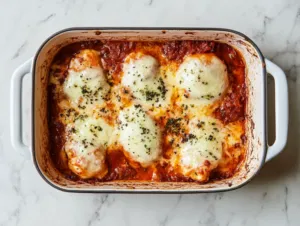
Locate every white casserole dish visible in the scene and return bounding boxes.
[10,28,288,193]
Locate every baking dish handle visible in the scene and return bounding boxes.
[10,58,33,154]
[265,59,288,162]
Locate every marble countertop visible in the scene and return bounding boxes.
[1,0,299,225]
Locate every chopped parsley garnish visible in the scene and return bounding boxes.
[157,78,167,99]
[207,135,215,141]
[197,121,205,128]
[201,94,215,100]
[140,127,150,135]
[145,90,160,101]
[166,118,182,134]
[182,133,197,143]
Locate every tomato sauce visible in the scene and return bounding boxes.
[48,40,246,183]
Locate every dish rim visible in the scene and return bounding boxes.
[32,27,267,193]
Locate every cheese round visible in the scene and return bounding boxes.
[122,53,168,108]
[176,54,228,104]
[176,116,224,181]
[64,50,110,109]
[65,116,113,179]
[117,105,161,167]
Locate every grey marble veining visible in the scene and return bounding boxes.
[1,0,300,225]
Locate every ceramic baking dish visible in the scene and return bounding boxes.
[10,28,288,193]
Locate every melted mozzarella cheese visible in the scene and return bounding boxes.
[117,105,161,167]
[64,50,110,110]
[175,54,228,104]
[122,53,159,84]
[51,47,243,181]
[122,53,168,109]
[65,116,113,179]
[176,116,224,181]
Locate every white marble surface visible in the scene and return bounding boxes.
[1,0,300,225]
